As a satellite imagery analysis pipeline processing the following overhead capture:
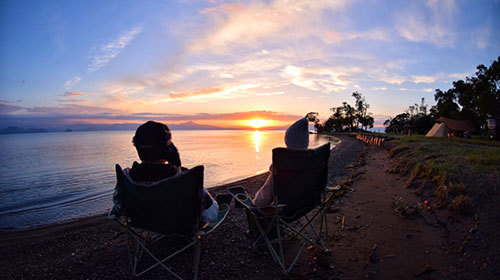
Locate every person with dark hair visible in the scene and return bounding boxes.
[129,121,182,182]
[113,121,218,223]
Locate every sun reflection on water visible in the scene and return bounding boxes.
[253,130,261,153]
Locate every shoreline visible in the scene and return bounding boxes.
[2,135,341,233]
[0,135,365,279]
[0,171,271,236]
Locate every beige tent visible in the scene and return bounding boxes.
[436,117,475,132]
[426,122,448,137]
[426,117,475,137]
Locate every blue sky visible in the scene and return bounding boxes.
[1,0,499,129]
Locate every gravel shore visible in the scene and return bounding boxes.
[0,135,363,280]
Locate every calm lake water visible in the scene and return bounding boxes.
[0,130,338,229]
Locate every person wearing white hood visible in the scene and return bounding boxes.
[252,117,309,207]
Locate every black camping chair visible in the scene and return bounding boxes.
[109,164,232,279]
[228,142,334,273]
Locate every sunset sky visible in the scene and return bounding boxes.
[1,0,499,129]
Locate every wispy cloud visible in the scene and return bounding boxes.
[281,65,348,92]
[219,73,234,78]
[448,72,470,80]
[412,75,438,83]
[167,84,260,101]
[398,88,434,93]
[58,90,88,104]
[88,26,142,72]
[64,76,81,90]
[168,87,222,99]
[256,91,285,96]
[378,74,407,85]
[472,25,491,49]
[62,90,86,97]
[24,104,125,115]
[395,0,457,47]
[322,28,391,44]
[192,0,350,53]
[57,99,87,103]
[0,102,24,113]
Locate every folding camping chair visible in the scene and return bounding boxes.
[228,142,333,274]
[109,164,232,279]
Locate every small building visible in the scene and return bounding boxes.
[487,118,500,140]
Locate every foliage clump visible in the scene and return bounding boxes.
[313,91,374,133]
[384,56,500,134]
[449,195,472,215]
[389,145,409,158]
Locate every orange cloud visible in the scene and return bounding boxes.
[168,87,222,99]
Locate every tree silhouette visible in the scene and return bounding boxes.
[315,92,373,132]
[434,56,500,128]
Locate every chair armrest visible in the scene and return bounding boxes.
[199,194,233,235]
[108,204,121,220]
[228,186,285,217]
[228,186,254,209]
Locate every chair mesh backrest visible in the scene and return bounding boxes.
[115,164,204,235]
[272,143,330,219]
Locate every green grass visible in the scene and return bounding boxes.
[390,135,500,183]
[389,134,500,147]
[387,135,500,214]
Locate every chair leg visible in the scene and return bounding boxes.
[276,221,285,266]
[193,239,201,280]
[126,231,143,276]
[287,237,308,273]
[253,215,287,273]
[321,209,329,251]
[127,228,196,279]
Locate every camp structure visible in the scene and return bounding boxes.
[426,117,475,137]
[426,122,448,137]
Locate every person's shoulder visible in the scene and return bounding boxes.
[130,161,141,169]
[128,161,140,174]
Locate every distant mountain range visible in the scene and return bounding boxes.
[0,121,288,134]
[0,126,48,134]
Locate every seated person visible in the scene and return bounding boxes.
[113,121,218,223]
[252,117,309,207]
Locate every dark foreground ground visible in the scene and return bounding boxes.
[0,135,496,279]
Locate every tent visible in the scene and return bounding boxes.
[426,122,448,137]
[436,117,475,132]
[426,117,475,137]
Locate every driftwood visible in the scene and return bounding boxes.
[415,264,436,277]
[364,244,378,268]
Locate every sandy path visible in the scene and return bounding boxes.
[328,145,455,279]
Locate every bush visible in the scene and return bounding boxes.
[449,195,472,215]
[389,145,409,158]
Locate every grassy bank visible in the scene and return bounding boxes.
[385,135,500,213]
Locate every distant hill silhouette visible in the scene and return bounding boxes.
[0,126,48,134]
[1,121,288,134]
[169,121,233,130]
[61,121,228,131]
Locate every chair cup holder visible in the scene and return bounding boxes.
[235,193,249,208]
[219,204,228,212]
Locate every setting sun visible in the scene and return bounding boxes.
[246,119,272,129]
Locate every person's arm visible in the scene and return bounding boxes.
[252,173,274,208]
[201,188,219,223]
